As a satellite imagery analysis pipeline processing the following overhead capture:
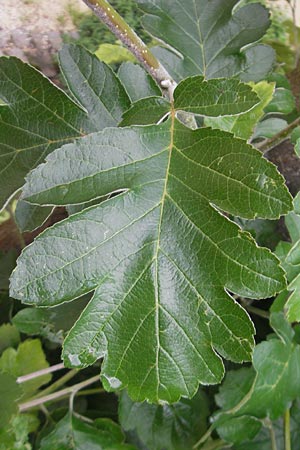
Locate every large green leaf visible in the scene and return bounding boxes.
[40,413,135,450]
[10,80,291,403]
[119,390,209,450]
[137,0,275,81]
[0,46,130,212]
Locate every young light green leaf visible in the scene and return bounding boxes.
[11,114,291,402]
[137,0,275,81]
[59,44,130,130]
[294,138,300,157]
[15,200,53,232]
[119,390,209,450]
[95,43,136,65]
[0,324,20,354]
[118,62,161,102]
[0,373,22,428]
[205,81,275,140]
[0,339,51,397]
[40,413,135,450]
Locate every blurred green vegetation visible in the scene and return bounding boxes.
[66,0,151,53]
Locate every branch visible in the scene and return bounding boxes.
[256,117,300,154]
[19,374,100,412]
[81,0,177,99]
[17,362,65,384]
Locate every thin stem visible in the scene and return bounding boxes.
[17,362,65,384]
[256,117,300,154]
[30,369,78,400]
[19,374,100,412]
[266,419,278,450]
[284,409,291,450]
[193,425,214,449]
[77,388,104,396]
[81,0,177,99]
[243,304,270,319]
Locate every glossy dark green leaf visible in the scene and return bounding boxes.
[0,56,95,212]
[0,373,22,428]
[40,413,134,450]
[137,0,275,81]
[119,390,209,450]
[10,111,291,402]
[174,77,259,116]
[120,97,170,126]
[118,62,161,102]
[15,200,53,232]
[59,45,130,129]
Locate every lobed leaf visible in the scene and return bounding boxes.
[10,105,291,402]
[137,0,275,81]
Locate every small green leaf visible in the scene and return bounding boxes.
[265,88,296,114]
[15,200,53,232]
[40,413,134,450]
[118,62,161,102]
[238,313,300,420]
[216,415,262,445]
[12,295,90,344]
[119,390,209,450]
[294,138,300,157]
[0,339,51,397]
[137,0,275,81]
[253,118,288,139]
